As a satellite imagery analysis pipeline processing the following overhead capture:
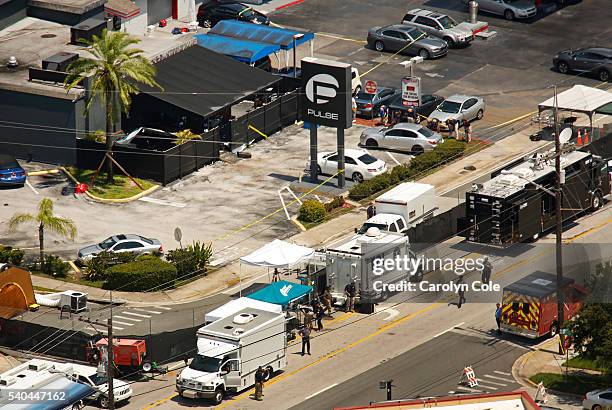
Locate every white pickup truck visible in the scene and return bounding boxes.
[357,182,437,234]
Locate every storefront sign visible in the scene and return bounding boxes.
[401,76,421,107]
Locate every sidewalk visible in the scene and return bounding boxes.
[30,124,551,304]
[512,338,584,409]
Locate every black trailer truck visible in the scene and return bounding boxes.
[458,150,610,246]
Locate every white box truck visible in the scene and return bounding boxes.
[357,182,436,235]
[326,229,420,310]
[176,308,287,404]
[204,297,282,325]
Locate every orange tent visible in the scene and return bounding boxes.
[0,265,36,319]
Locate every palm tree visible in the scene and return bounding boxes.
[8,198,77,266]
[65,29,162,183]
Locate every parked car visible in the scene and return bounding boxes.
[387,93,445,119]
[65,363,133,409]
[461,0,537,20]
[367,25,448,59]
[355,87,399,119]
[77,234,163,261]
[0,154,26,187]
[352,67,362,95]
[402,9,474,48]
[582,388,612,410]
[316,149,387,182]
[553,47,612,82]
[427,94,485,123]
[360,123,444,153]
[197,2,269,28]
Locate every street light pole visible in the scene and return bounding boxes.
[553,85,565,348]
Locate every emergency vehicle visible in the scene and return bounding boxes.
[500,271,587,339]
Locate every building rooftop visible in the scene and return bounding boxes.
[27,0,105,15]
[198,307,282,341]
[327,230,407,255]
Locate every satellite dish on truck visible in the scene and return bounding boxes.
[559,128,572,144]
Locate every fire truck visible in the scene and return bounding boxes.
[458,149,610,246]
[500,271,587,339]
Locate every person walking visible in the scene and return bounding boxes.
[298,325,311,355]
[315,304,324,331]
[456,274,466,308]
[345,282,356,312]
[253,366,265,401]
[481,257,492,284]
[303,307,314,330]
[495,303,502,334]
[366,202,376,219]
[323,287,333,316]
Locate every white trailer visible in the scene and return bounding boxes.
[325,229,418,309]
[358,182,436,234]
[176,308,287,404]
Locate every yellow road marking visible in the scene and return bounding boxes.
[142,393,177,410]
[325,311,355,326]
[564,219,612,243]
[248,125,268,140]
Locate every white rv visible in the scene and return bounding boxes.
[176,308,287,404]
[204,297,282,325]
[358,182,436,234]
[326,229,419,308]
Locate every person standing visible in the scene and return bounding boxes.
[298,325,311,355]
[323,287,333,316]
[366,202,376,219]
[315,304,324,331]
[456,275,466,308]
[272,268,280,283]
[303,307,314,330]
[495,303,502,334]
[481,257,492,284]
[462,119,472,143]
[406,107,417,123]
[345,282,356,312]
[253,366,265,401]
[352,97,357,122]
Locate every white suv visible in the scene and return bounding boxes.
[402,9,474,48]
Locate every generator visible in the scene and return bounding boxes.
[60,291,88,313]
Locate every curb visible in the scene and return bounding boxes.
[27,169,61,176]
[291,216,307,232]
[60,167,160,204]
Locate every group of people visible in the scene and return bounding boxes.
[378,105,419,126]
[427,118,473,142]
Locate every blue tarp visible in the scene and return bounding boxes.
[246,280,312,306]
[209,20,314,50]
[195,33,281,64]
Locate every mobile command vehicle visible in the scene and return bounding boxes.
[500,271,586,338]
[176,308,287,404]
[326,229,419,312]
[458,150,610,246]
[357,182,436,235]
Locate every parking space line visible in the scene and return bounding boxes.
[494,370,512,376]
[113,320,135,326]
[456,386,482,393]
[478,377,507,386]
[25,180,39,195]
[476,383,498,390]
[386,152,401,165]
[112,326,124,330]
[138,197,186,208]
[114,315,142,322]
[122,311,152,318]
[156,306,172,310]
[132,308,163,315]
[482,374,515,383]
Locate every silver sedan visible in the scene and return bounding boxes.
[77,234,163,261]
[427,94,485,123]
[360,123,444,154]
[367,25,448,59]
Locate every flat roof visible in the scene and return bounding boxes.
[27,0,105,14]
[327,231,407,255]
[377,182,434,203]
[199,307,281,340]
[504,271,574,299]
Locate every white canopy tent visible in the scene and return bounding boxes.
[538,85,612,129]
[237,239,315,297]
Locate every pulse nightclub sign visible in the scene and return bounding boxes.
[301,57,352,129]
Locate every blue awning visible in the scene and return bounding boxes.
[195,33,281,64]
[246,280,312,306]
[209,20,314,50]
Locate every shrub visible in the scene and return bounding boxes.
[103,258,177,292]
[43,254,70,278]
[298,200,326,223]
[324,196,345,212]
[82,251,138,281]
[0,246,25,266]
[166,248,197,279]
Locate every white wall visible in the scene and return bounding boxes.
[122,0,148,35]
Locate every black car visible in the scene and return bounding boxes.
[387,94,445,120]
[197,2,269,28]
[553,47,612,82]
[355,87,399,119]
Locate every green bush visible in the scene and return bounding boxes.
[324,196,345,212]
[298,200,326,223]
[103,258,177,292]
[166,248,197,279]
[0,246,25,266]
[82,251,138,281]
[348,140,467,200]
[43,254,70,278]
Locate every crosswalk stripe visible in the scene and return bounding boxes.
[114,315,142,322]
[157,306,172,310]
[456,386,482,393]
[133,308,163,315]
[113,326,124,330]
[478,377,507,387]
[122,311,152,318]
[476,384,498,390]
[494,370,512,376]
[113,320,135,326]
[482,374,515,383]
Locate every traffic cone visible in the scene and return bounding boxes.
[583,129,589,145]
[576,130,583,146]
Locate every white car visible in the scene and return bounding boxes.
[77,234,163,261]
[583,388,612,410]
[65,363,132,408]
[316,149,387,182]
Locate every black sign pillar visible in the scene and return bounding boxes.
[337,128,345,188]
[309,125,318,181]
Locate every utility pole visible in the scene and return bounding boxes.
[552,85,565,352]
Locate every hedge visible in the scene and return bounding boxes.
[349,139,466,200]
[103,258,177,292]
[298,199,326,223]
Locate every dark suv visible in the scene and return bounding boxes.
[197,2,269,28]
[553,47,612,82]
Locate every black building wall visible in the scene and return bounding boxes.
[146,0,171,25]
[123,92,206,133]
[0,0,27,31]
[26,5,104,26]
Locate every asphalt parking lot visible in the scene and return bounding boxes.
[0,123,411,263]
[271,0,610,131]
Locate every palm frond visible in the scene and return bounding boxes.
[44,216,77,240]
[8,213,35,232]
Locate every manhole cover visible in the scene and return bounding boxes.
[41,34,56,38]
